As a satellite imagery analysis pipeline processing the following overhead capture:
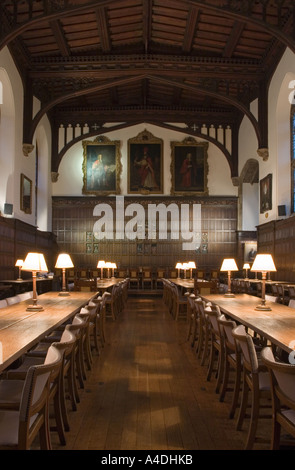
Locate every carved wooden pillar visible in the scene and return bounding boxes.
[257,80,269,160]
[22,76,34,157]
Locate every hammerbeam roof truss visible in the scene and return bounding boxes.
[1,0,294,175]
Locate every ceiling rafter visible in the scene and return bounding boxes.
[29,73,260,144]
[49,19,70,57]
[223,20,245,58]
[95,6,111,52]
[182,5,200,52]
[0,0,294,52]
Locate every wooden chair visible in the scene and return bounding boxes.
[142,267,153,289]
[232,324,271,450]
[105,284,120,320]
[288,285,295,301]
[171,284,187,320]
[194,280,218,296]
[206,304,224,393]
[156,268,165,289]
[169,269,178,279]
[261,346,295,449]
[6,295,21,305]
[186,293,196,342]
[74,279,96,292]
[196,300,212,365]
[129,269,140,289]
[0,344,62,450]
[6,330,76,446]
[210,269,219,281]
[218,315,242,419]
[197,269,205,279]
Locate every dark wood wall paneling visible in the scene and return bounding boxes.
[257,217,295,282]
[0,216,58,280]
[52,196,238,274]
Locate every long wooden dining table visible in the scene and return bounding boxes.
[0,290,97,372]
[201,293,295,354]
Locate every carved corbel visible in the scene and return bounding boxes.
[231,176,240,187]
[51,172,59,182]
[22,143,34,157]
[257,148,269,161]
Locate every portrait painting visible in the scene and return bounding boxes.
[244,242,257,263]
[128,129,163,194]
[82,135,122,195]
[170,137,208,195]
[260,173,272,213]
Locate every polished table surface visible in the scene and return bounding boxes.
[168,278,195,289]
[201,293,295,353]
[0,291,96,372]
[96,278,124,290]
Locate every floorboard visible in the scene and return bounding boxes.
[48,294,275,451]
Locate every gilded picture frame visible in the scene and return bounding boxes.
[82,135,122,195]
[170,137,209,195]
[20,173,32,214]
[260,173,272,213]
[128,129,163,194]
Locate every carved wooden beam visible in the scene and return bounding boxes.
[27,73,261,149]
[95,6,111,52]
[0,0,294,53]
[49,19,70,57]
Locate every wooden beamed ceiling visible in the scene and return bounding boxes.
[1,0,294,174]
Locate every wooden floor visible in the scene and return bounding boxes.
[50,294,274,451]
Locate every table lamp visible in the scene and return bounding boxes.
[105,262,112,278]
[21,252,48,311]
[55,253,74,296]
[111,262,117,278]
[15,259,23,280]
[175,262,183,278]
[243,263,250,279]
[220,258,238,297]
[97,260,105,279]
[251,253,277,311]
[187,261,196,279]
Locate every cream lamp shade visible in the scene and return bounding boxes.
[220,258,238,298]
[21,253,48,311]
[220,258,238,272]
[251,254,276,272]
[22,252,48,273]
[15,259,23,280]
[55,253,74,269]
[251,254,276,311]
[55,253,74,296]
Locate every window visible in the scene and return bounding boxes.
[291,106,295,213]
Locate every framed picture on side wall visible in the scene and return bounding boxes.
[170,137,209,195]
[260,173,272,213]
[128,129,163,194]
[82,135,122,195]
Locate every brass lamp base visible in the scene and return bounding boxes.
[26,304,44,312]
[224,292,235,298]
[58,291,70,296]
[255,303,272,311]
